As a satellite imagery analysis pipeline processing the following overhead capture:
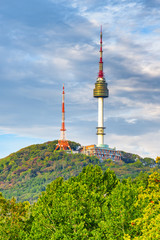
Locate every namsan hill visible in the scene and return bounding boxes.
[0,140,158,203]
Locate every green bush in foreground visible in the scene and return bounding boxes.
[0,165,160,239]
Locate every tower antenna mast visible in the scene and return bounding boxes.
[55,84,72,151]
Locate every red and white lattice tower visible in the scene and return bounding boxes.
[55,84,72,151]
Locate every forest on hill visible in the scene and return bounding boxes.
[0,165,160,239]
[0,140,159,203]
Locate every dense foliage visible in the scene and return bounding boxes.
[0,165,160,239]
[0,141,159,203]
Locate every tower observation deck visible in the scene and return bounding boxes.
[93,27,109,147]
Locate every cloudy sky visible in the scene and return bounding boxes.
[0,0,160,159]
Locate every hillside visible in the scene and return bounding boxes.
[0,140,159,203]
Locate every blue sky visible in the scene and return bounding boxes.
[0,0,160,158]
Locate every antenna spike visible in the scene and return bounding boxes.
[98,26,103,78]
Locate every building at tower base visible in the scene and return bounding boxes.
[79,145,121,162]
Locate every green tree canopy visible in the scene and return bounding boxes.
[0,193,31,240]
[29,165,118,239]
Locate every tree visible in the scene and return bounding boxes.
[141,157,155,167]
[0,193,31,240]
[98,179,139,239]
[29,165,118,239]
[156,156,160,164]
[127,172,160,239]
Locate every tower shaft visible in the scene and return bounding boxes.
[98,97,104,145]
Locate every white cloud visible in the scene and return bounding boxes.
[108,131,160,159]
[0,125,59,140]
[109,95,160,121]
[125,119,137,124]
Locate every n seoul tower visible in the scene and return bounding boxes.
[80,28,121,161]
[93,27,109,147]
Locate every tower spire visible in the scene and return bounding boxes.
[98,25,104,78]
[55,84,72,151]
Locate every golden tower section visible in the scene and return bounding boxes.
[93,78,109,98]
